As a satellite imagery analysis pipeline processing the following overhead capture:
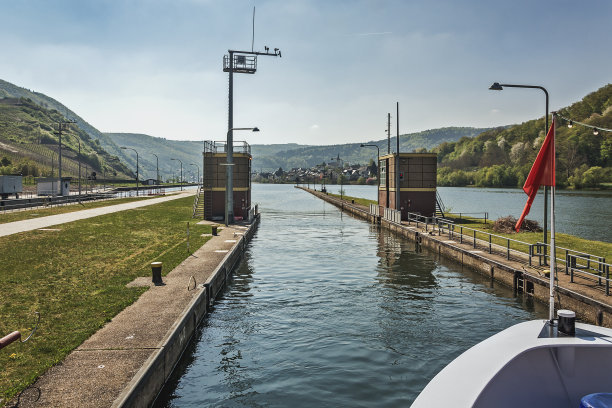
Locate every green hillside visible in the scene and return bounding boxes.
[0,80,126,159]
[105,133,203,182]
[107,128,487,177]
[254,127,489,171]
[0,97,132,180]
[434,84,612,188]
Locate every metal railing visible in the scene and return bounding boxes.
[207,140,252,155]
[0,193,115,213]
[402,210,612,295]
[383,208,402,224]
[445,212,489,224]
[369,203,381,217]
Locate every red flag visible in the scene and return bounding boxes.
[515,118,556,232]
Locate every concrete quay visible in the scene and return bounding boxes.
[299,187,612,328]
[11,215,260,407]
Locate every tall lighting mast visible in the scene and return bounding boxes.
[223,46,281,224]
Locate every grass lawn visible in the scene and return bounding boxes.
[0,196,158,224]
[326,191,612,261]
[0,196,212,402]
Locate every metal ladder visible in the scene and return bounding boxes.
[435,190,446,217]
[192,186,205,218]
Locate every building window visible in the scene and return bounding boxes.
[379,160,386,187]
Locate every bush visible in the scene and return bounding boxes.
[493,215,542,233]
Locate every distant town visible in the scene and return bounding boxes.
[252,158,378,185]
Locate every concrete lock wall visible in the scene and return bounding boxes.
[114,215,260,408]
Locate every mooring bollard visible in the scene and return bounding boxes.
[151,261,163,285]
[212,225,218,236]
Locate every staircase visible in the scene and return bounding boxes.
[192,186,205,218]
[435,190,446,218]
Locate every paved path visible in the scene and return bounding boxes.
[0,191,195,237]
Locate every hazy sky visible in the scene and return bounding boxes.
[1,0,610,145]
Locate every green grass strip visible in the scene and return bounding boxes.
[0,196,211,401]
[0,196,158,224]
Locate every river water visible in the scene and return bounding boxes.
[155,184,548,407]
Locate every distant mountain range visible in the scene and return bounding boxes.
[2,76,609,189]
[104,127,489,177]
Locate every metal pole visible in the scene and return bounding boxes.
[396,101,400,213]
[491,83,549,261]
[58,124,62,193]
[226,50,234,225]
[549,114,557,322]
[387,113,391,154]
[77,138,81,200]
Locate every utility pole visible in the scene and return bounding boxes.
[387,113,391,154]
[54,119,76,196]
[396,102,400,212]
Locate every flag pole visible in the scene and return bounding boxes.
[549,114,557,323]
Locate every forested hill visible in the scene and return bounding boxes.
[253,127,488,171]
[434,84,612,188]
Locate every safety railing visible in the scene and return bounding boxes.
[369,203,381,217]
[403,210,612,295]
[445,212,489,224]
[208,140,251,154]
[383,208,402,224]
[565,251,611,295]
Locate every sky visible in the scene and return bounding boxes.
[0,0,610,145]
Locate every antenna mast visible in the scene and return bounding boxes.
[251,7,255,52]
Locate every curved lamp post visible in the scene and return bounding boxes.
[489,82,550,261]
[360,143,380,189]
[171,158,183,191]
[225,126,259,225]
[151,153,160,185]
[190,163,200,186]
[120,146,139,196]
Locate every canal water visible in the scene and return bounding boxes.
[320,184,612,243]
[155,184,547,407]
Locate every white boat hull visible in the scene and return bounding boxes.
[412,320,612,407]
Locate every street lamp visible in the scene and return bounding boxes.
[54,119,76,196]
[151,153,160,186]
[360,143,380,189]
[171,158,183,191]
[120,146,139,196]
[225,126,259,225]
[190,163,200,186]
[63,133,82,200]
[489,82,550,259]
[332,156,345,201]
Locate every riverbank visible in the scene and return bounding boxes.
[6,215,259,407]
[299,187,612,328]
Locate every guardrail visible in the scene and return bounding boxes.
[369,203,380,217]
[0,193,120,213]
[401,210,612,295]
[383,207,402,224]
[445,212,489,224]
